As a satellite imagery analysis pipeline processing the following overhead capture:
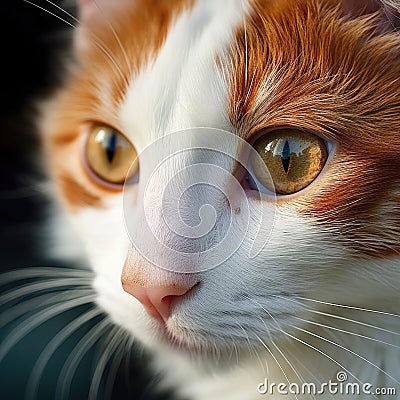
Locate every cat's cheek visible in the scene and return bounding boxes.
[65,198,172,347]
[93,274,165,347]
[65,197,128,275]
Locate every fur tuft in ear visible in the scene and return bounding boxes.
[341,0,400,32]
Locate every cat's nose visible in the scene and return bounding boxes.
[123,283,198,322]
[122,246,200,321]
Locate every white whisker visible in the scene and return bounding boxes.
[255,334,300,400]
[250,297,314,400]
[279,329,366,388]
[313,308,400,337]
[43,0,77,24]
[22,0,75,29]
[293,315,400,350]
[88,326,125,400]
[253,296,369,389]
[0,289,90,329]
[1,278,92,304]
[0,267,91,284]
[104,329,130,399]
[57,318,112,400]
[270,335,316,400]
[22,0,130,86]
[298,297,400,319]
[290,324,400,386]
[92,0,132,78]
[235,320,268,375]
[44,0,132,81]
[274,294,400,337]
[284,347,336,400]
[25,307,103,400]
[0,294,96,363]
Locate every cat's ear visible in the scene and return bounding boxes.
[77,0,132,26]
[341,0,400,32]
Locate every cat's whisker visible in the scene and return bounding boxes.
[248,297,305,400]
[284,346,336,400]
[0,289,90,329]
[313,308,400,337]
[284,328,382,400]
[44,0,132,83]
[88,325,126,400]
[22,1,75,29]
[0,267,91,284]
[230,313,268,368]
[22,0,130,87]
[42,0,78,25]
[1,278,92,304]
[57,317,112,400]
[234,320,268,374]
[279,327,364,386]
[297,296,400,319]
[269,295,400,388]
[92,0,132,79]
[255,333,300,400]
[251,297,370,390]
[269,334,317,400]
[104,328,130,400]
[0,294,96,363]
[25,307,103,400]
[230,333,240,365]
[289,324,400,385]
[121,336,134,391]
[293,315,400,349]
[272,294,400,338]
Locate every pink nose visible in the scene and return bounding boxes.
[123,283,197,322]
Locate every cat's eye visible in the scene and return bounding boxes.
[251,129,328,195]
[85,125,138,184]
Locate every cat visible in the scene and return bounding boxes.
[6,0,400,399]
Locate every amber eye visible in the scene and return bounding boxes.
[251,129,328,195]
[85,125,138,184]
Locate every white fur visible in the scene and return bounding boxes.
[53,0,400,399]
[119,0,250,150]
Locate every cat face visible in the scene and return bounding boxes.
[43,0,400,360]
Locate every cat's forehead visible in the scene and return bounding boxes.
[118,0,247,152]
[67,0,400,147]
[42,0,400,261]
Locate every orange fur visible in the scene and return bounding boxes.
[44,0,195,211]
[45,0,400,257]
[59,174,103,209]
[226,0,400,257]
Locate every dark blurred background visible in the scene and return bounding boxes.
[0,2,174,399]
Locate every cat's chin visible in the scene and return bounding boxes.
[149,318,214,356]
[157,333,249,370]
[146,317,254,368]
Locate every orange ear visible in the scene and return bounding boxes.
[341,0,400,32]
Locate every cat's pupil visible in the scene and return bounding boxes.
[281,140,291,173]
[105,132,117,163]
